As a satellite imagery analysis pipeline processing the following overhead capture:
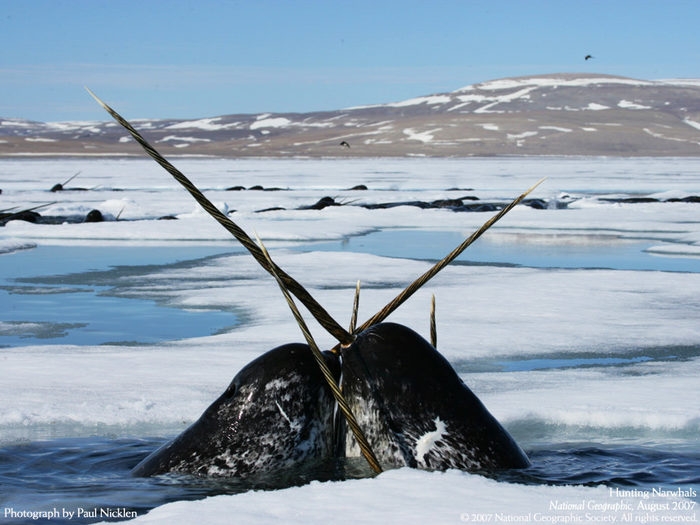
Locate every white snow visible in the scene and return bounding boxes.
[507,131,538,140]
[347,75,700,115]
[385,95,452,107]
[1,156,699,523]
[165,117,240,131]
[467,77,654,92]
[157,135,211,143]
[474,87,538,113]
[298,119,336,128]
[103,468,692,525]
[1,119,36,128]
[44,121,103,133]
[402,128,441,143]
[683,118,700,131]
[643,128,700,145]
[453,93,490,103]
[249,117,335,130]
[132,120,157,130]
[618,100,651,110]
[658,78,700,87]
[250,117,292,129]
[539,126,572,132]
[0,238,37,254]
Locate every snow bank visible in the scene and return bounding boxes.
[109,468,693,525]
[0,238,36,254]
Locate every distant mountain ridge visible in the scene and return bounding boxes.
[2,73,700,157]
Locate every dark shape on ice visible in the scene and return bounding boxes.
[84,209,104,223]
[299,196,340,210]
[522,198,549,209]
[666,196,700,203]
[0,210,41,225]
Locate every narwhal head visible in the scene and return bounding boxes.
[132,343,340,478]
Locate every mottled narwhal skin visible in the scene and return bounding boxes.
[340,322,530,471]
[132,343,340,477]
[132,325,528,478]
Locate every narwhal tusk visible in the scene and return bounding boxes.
[61,171,81,187]
[356,178,545,332]
[0,201,57,224]
[349,280,361,333]
[430,294,437,348]
[86,88,353,346]
[255,234,382,474]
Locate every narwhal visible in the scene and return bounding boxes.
[89,89,535,477]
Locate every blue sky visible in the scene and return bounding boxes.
[2,0,699,122]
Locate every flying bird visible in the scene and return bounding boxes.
[339,141,350,148]
[585,54,594,61]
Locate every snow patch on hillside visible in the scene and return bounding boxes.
[165,118,241,131]
[250,117,292,129]
[464,76,654,92]
[403,128,441,143]
[683,119,700,131]
[618,100,651,110]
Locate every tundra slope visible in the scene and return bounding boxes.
[2,73,700,157]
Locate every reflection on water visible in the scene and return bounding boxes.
[0,245,241,347]
[306,230,700,273]
[0,288,238,347]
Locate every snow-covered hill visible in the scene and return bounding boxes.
[2,73,700,156]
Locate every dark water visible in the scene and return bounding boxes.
[0,436,697,524]
[0,437,368,524]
